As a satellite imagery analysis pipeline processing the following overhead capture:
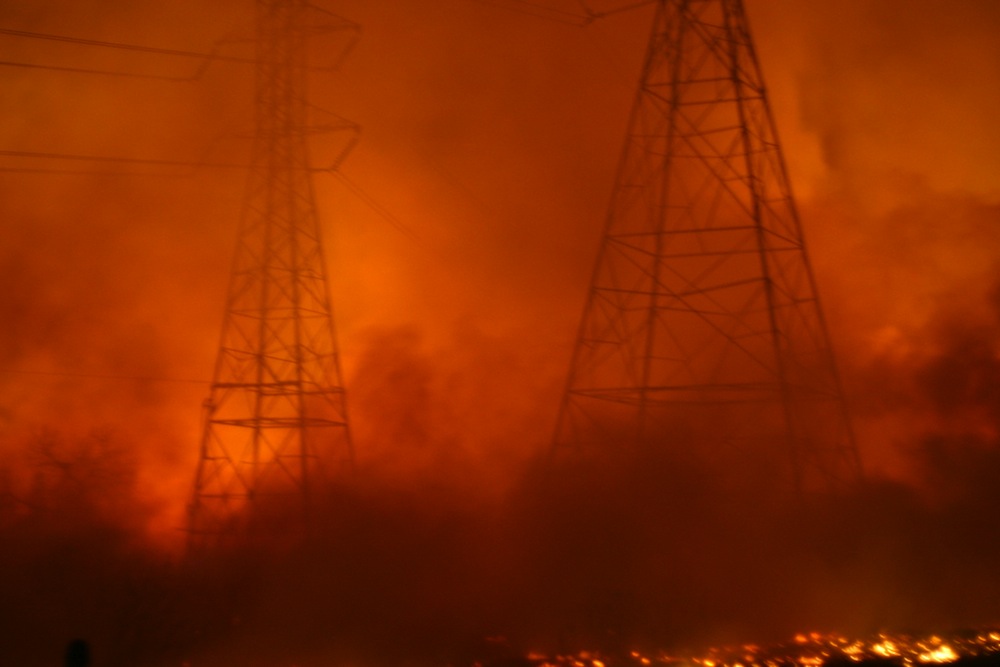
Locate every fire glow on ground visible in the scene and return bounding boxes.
[510,629,1000,667]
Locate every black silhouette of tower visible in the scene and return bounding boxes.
[551,0,862,493]
[188,0,355,544]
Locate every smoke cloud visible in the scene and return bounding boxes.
[3,0,1000,665]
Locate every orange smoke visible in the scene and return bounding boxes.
[2,0,1000,663]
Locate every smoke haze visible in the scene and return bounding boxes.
[2,1,1000,665]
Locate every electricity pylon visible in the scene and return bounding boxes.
[550,0,862,493]
[188,0,357,545]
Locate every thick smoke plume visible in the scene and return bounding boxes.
[3,0,1000,665]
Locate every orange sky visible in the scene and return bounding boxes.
[1,0,999,534]
[2,0,1000,646]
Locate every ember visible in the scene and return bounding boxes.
[515,630,1000,667]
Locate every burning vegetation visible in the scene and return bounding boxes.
[516,629,1000,667]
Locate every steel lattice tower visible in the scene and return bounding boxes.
[188,0,354,544]
[550,0,862,493]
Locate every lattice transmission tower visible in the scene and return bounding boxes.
[188,0,357,545]
[550,0,862,493]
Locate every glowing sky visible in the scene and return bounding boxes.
[2,2,1000,660]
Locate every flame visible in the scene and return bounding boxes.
[522,629,1000,667]
[873,640,900,658]
[918,645,958,664]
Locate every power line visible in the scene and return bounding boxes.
[0,58,197,81]
[0,166,190,176]
[580,0,657,20]
[0,148,361,175]
[332,171,417,239]
[0,368,209,385]
[0,149,253,170]
[0,24,359,74]
[0,26,257,66]
[469,0,655,25]
[468,0,593,25]
[0,149,416,238]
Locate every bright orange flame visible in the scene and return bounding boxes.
[918,645,958,664]
[873,640,899,658]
